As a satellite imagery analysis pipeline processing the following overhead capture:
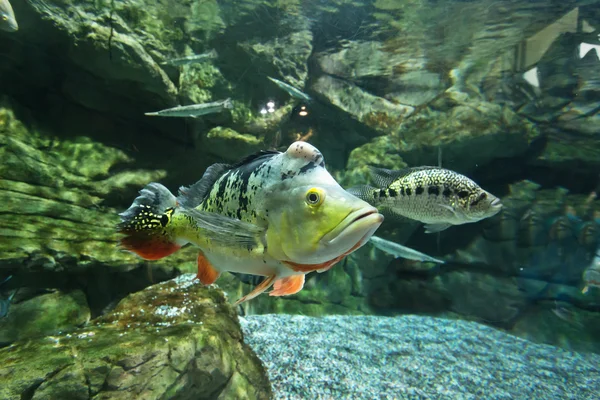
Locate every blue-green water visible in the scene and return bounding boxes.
[0,0,599,398]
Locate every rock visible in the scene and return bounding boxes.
[0,290,90,345]
[205,127,263,161]
[240,314,600,398]
[0,106,167,271]
[344,92,541,178]
[512,301,600,354]
[316,40,446,107]
[240,29,313,90]
[0,275,272,400]
[312,75,414,135]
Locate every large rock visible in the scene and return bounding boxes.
[312,75,415,136]
[0,275,272,400]
[0,290,90,345]
[342,91,541,186]
[241,314,600,398]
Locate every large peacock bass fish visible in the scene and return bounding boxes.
[118,141,384,304]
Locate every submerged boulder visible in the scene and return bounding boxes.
[0,290,90,345]
[0,274,272,400]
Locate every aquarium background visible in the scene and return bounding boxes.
[0,0,599,398]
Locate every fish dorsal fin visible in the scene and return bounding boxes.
[369,166,440,187]
[229,149,281,169]
[177,163,230,208]
[177,150,281,208]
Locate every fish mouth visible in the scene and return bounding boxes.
[489,198,503,215]
[1,23,17,32]
[321,208,384,250]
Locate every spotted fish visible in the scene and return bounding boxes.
[0,0,17,32]
[118,142,383,304]
[349,166,502,233]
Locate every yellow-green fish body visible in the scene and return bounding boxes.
[119,142,383,303]
[350,166,502,233]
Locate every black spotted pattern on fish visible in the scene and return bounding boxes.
[200,153,275,221]
[298,162,318,175]
[470,192,487,207]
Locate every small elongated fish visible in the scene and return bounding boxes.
[370,235,444,264]
[145,98,233,118]
[0,0,17,32]
[162,49,218,66]
[0,275,16,318]
[268,77,312,102]
[582,265,600,294]
[118,141,383,304]
[349,166,502,233]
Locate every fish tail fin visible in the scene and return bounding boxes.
[347,185,377,203]
[117,183,183,260]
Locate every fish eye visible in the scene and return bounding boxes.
[1,16,7,21]
[305,188,325,206]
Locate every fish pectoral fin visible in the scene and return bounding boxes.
[196,251,220,285]
[180,208,265,248]
[424,223,452,233]
[270,275,305,296]
[234,274,277,305]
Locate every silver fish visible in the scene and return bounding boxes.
[268,77,312,102]
[145,98,233,118]
[582,265,600,294]
[0,275,15,318]
[370,235,444,264]
[350,167,503,233]
[0,0,17,32]
[162,49,218,66]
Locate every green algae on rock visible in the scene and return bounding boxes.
[205,127,263,161]
[344,93,540,177]
[0,106,169,270]
[0,290,90,345]
[0,275,272,400]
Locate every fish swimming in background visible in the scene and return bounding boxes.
[0,0,18,32]
[118,141,383,304]
[268,77,312,102]
[0,275,17,318]
[162,49,218,66]
[369,235,444,264]
[145,98,233,118]
[582,254,600,294]
[349,166,502,233]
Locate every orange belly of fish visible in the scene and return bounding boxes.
[283,241,362,273]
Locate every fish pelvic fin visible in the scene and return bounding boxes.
[196,251,220,285]
[234,274,277,305]
[117,183,182,260]
[424,223,452,233]
[270,275,305,297]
